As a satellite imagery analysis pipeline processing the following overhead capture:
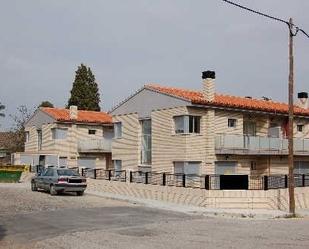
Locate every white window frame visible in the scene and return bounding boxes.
[174,115,201,134]
[114,122,122,139]
[140,119,152,165]
[228,118,237,128]
[25,131,29,142]
[52,128,68,140]
[173,161,201,175]
[297,124,304,133]
[88,129,96,135]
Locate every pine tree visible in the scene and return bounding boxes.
[67,64,101,111]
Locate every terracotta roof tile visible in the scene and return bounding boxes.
[42,108,112,124]
[145,84,309,116]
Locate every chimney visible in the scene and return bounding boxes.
[296,92,309,109]
[202,70,215,101]
[69,105,78,120]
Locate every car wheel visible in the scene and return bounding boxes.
[31,181,38,191]
[50,185,58,196]
[76,191,84,196]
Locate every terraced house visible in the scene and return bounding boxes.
[13,106,113,169]
[110,71,309,177]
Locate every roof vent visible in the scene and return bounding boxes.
[245,96,252,99]
[262,96,271,101]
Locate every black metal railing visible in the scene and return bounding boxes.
[79,168,309,191]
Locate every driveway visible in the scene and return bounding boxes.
[1,183,309,249]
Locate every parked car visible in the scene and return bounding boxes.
[31,166,87,196]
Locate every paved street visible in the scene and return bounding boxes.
[1,183,309,249]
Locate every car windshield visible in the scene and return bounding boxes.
[57,169,79,176]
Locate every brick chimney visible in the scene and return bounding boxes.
[296,92,309,109]
[69,105,78,120]
[202,70,215,101]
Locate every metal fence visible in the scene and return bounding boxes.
[80,168,309,191]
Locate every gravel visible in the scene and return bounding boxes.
[0,182,130,217]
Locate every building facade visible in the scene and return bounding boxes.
[14,106,113,169]
[110,71,309,176]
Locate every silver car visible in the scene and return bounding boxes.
[31,167,87,196]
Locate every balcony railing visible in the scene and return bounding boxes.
[78,139,112,153]
[215,134,309,155]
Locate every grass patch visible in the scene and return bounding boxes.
[0,170,22,183]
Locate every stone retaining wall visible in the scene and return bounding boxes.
[87,179,309,211]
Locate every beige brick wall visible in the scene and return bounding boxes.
[112,113,140,171]
[111,105,309,175]
[87,179,309,211]
[24,122,111,168]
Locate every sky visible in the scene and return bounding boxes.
[0,0,308,130]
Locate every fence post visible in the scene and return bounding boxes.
[263,175,268,190]
[285,175,288,188]
[182,174,186,188]
[162,173,166,186]
[129,171,133,183]
[145,172,149,184]
[108,170,111,181]
[302,174,306,187]
[205,175,210,190]
[93,169,97,179]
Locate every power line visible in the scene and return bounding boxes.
[222,0,309,39]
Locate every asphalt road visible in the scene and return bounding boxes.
[1,183,309,249]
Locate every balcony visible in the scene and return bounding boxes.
[78,139,112,153]
[215,134,309,155]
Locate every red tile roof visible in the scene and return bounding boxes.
[42,107,112,124]
[145,84,309,116]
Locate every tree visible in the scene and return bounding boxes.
[9,105,33,152]
[67,64,101,111]
[38,101,54,108]
[0,102,5,117]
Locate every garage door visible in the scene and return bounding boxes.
[215,161,237,175]
[77,158,96,168]
[294,161,309,174]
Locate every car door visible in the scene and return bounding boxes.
[41,168,54,190]
[35,169,47,189]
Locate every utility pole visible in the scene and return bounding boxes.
[288,17,295,215]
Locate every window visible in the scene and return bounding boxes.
[114,122,122,138]
[174,161,200,175]
[140,120,152,165]
[228,119,237,128]
[52,128,68,140]
[25,131,29,142]
[174,115,200,134]
[114,160,122,176]
[88,129,96,135]
[250,161,257,171]
[43,168,54,177]
[297,125,304,132]
[37,130,42,150]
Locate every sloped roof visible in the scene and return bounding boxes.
[145,84,309,116]
[42,107,112,124]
